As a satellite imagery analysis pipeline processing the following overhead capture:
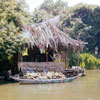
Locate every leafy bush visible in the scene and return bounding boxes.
[79,53,100,69]
[68,53,79,67]
[96,59,100,69]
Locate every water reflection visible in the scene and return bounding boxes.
[0,70,100,100]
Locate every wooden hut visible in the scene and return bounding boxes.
[18,16,84,73]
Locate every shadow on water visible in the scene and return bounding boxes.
[0,80,18,85]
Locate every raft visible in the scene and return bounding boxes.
[11,73,82,84]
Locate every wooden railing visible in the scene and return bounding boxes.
[18,62,65,72]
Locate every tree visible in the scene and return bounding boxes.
[0,0,28,61]
[90,7,100,54]
[31,0,68,23]
[60,5,100,55]
[31,9,52,24]
[40,0,68,16]
[0,0,32,75]
[0,0,30,74]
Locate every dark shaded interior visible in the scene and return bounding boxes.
[23,46,53,62]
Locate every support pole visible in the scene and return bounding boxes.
[65,48,68,69]
[46,48,48,62]
[78,50,80,66]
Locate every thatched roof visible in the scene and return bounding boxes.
[23,16,84,52]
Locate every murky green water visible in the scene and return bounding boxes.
[0,70,100,100]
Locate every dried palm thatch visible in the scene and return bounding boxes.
[22,16,84,52]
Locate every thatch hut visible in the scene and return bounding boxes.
[18,16,84,73]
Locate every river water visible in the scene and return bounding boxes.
[0,70,100,100]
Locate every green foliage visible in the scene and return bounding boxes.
[96,59,100,68]
[68,53,100,69]
[60,5,100,55]
[73,6,93,25]
[0,0,28,61]
[79,53,99,69]
[40,0,68,16]
[32,9,52,23]
[31,0,68,24]
[59,16,89,40]
[73,6,100,55]
[68,53,80,67]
